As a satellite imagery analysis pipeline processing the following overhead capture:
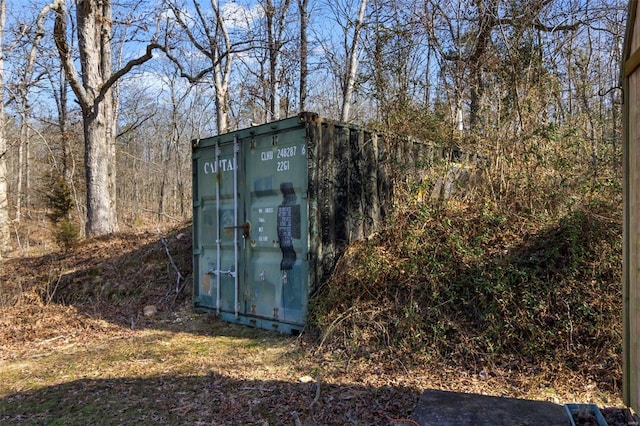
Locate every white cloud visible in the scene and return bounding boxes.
[121,70,173,94]
[220,1,263,30]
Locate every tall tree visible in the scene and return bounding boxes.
[9,3,54,223]
[364,0,426,130]
[52,0,160,236]
[263,0,292,121]
[298,0,309,112]
[421,0,583,134]
[340,0,366,122]
[0,0,8,255]
[164,0,235,134]
[236,0,293,124]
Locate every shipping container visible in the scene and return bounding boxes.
[191,112,480,334]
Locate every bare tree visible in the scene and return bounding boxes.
[234,0,293,124]
[421,0,583,134]
[164,0,237,134]
[52,0,160,236]
[298,0,309,112]
[263,0,292,121]
[0,0,8,255]
[363,0,426,130]
[340,0,366,122]
[7,3,56,223]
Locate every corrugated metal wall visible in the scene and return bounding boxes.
[623,0,640,413]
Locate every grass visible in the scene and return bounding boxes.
[0,312,306,425]
[1,301,622,424]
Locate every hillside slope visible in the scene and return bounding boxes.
[312,199,622,393]
[0,196,623,410]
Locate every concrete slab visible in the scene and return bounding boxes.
[411,389,570,426]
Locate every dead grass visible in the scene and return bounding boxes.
[0,301,623,425]
[0,220,627,425]
[0,303,418,424]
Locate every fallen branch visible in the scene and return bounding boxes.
[292,411,302,426]
[310,373,321,408]
[383,414,421,426]
[35,333,76,346]
[143,208,182,222]
[158,229,184,294]
[46,268,64,305]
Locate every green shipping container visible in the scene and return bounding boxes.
[192,112,474,334]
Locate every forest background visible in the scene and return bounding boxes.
[0,0,626,246]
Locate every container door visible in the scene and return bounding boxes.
[244,130,309,327]
[194,139,243,316]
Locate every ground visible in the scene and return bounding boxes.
[0,224,628,425]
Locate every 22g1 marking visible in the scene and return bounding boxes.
[277,160,290,172]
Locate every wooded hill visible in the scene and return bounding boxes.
[0,0,624,248]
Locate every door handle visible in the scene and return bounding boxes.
[224,222,251,239]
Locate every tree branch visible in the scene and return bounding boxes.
[531,19,583,32]
[52,0,90,112]
[489,16,582,32]
[162,43,255,84]
[53,0,164,113]
[98,43,163,102]
[162,48,215,84]
[116,112,155,139]
[157,229,184,294]
[167,2,211,58]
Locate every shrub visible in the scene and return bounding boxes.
[53,219,80,252]
[45,174,80,251]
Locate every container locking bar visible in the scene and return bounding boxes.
[215,143,221,313]
[233,135,240,319]
[208,268,237,278]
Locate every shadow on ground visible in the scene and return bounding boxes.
[0,370,418,425]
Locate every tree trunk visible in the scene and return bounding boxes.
[266,0,277,121]
[58,71,73,184]
[16,118,26,223]
[84,96,118,235]
[340,0,366,122]
[214,85,229,134]
[54,0,160,236]
[0,0,8,255]
[264,0,291,122]
[77,0,118,235]
[298,0,308,112]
